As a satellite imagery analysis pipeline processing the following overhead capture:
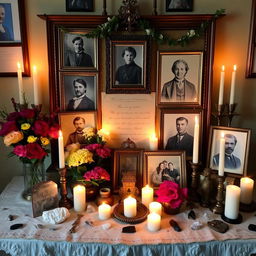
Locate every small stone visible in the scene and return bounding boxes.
[122,226,136,233]
[10,223,24,230]
[169,219,182,232]
[102,223,111,230]
[36,224,44,229]
[49,227,58,231]
[188,210,196,220]
[8,215,15,221]
[85,220,94,227]
[207,220,229,233]
[86,205,96,213]
[42,207,70,224]
[191,221,203,230]
[248,224,256,232]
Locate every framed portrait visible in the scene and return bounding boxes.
[66,0,93,12]
[59,28,98,70]
[113,149,144,193]
[0,0,29,76]
[106,35,151,94]
[207,126,251,177]
[160,109,202,159]
[59,72,98,112]
[143,151,187,190]
[58,111,97,147]
[166,0,193,12]
[157,51,203,106]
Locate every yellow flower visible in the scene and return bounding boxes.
[21,123,31,130]
[83,127,95,138]
[3,131,24,146]
[40,137,50,145]
[67,149,94,167]
[27,135,37,143]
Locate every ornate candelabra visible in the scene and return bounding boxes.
[227,103,238,127]
[189,162,201,202]
[211,175,224,214]
[213,104,226,126]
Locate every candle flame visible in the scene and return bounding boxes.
[221,132,225,138]
[233,65,237,71]
[17,62,21,69]
[59,130,63,137]
[194,116,198,124]
[221,65,225,71]
[150,133,157,141]
[33,65,37,72]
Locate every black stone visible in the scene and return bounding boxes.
[122,226,136,233]
[169,219,182,232]
[188,210,196,220]
[248,224,256,232]
[10,224,24,230]
[207,220,229,233]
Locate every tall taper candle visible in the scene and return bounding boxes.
[218,133,225,176]
[192,116,199,163]
[58,130,65,169]
[224,185,241,219]
[218,65,225,105]
[229,65,237,105]
[33,66,39,105]
[17,62,24,104]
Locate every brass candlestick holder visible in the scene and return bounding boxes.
[214,104,226,126]
[211,175,224,214]
[189,162,201,203]
[58,167,73,209]
[152,0,157,15]
[227,103,238,127]
[102,0,107,15]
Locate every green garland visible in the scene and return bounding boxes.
[85,9,225,46]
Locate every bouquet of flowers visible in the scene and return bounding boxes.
[155,180,188,209]
[66,127,111,186]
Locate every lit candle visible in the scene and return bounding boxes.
[149,133,158,151]
[17,62,24,104]
[98,128,110,142]
[224,185,241,219]
[73,185,86,212]
[240,177,254,204]
[229,65,237,105]
[218,133,225,176]
[147,212,161,232]
[33,66,39,105]
[124,196,137,218]
[192,116,199,164]
[58,130,65,169]
[218,65,225,105]
[149,202,162,216]
[98,203,111,220]
[142,185,154,208]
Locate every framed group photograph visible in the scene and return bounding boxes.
[66,0,93,12]
[59,72,98,112]
[160,109,202,159]
[166,0,193,12]
[113,149,143,193]
[59,29,98,70]
[207,126,251,177]
[106,35,151,94]
[58,111,97,148]
[157,51,203,106]
[143,151,187,190]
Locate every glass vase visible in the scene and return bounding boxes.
[22,160,45,200]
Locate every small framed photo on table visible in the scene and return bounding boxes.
[207,126,251,178]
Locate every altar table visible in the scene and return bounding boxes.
[0,176,256,256]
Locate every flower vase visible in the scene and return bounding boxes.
[162,202,181,215]
[22,160,45,200]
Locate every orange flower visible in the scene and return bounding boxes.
[3,131,24,146]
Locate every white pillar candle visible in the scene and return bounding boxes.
[229,65,237,105]
[224,185,241,219]
[218,133,225,176]
[218,65,225,105]
[124,196,137,218]
[142,185,154,208]
[98,203,111,220]
[73,185,86,212]
[58,130,65,169]
[240,177,254,204]
[149,134,158,151]
[149,202,162,216]
[17,62,24,104]
[147,212,161,232]
[192,116,199,164]
[33,66,40,105]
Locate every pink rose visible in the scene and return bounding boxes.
[13,145,27,157]
[0,121,18,136]
[84,143,102,151]
[19,109,36,119]
[83,167,110,181]
[95,146,111,158]
[26,143,47,160]
[32,120,49,137]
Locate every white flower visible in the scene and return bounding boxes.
[159,34,163,40]
[145,29,152,35]
[107,17,111,22]
[188,29,195,37]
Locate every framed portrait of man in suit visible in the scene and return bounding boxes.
[207,126,251,177]
[60,72,98,112]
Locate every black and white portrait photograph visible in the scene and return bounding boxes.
[66,0,93,12]
[144,151,187,189]
[106,35,151,93]
[161,110,201,158]
[158,51,203,105]
[166,0,193,12]
[208,126,251,177]
[61,73,97,112]
[61,31,97,69]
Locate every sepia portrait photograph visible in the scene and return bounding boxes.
[66,0,93,12]
[157,51,203,105]
[207,126,251,177]
[144,151,187,190]
[60,72,97,112]
[166,0,193,12]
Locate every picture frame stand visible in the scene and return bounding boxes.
[189,162,201,202]
[227,103,238,127]
[211,175,224,215]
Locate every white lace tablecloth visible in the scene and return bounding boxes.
[0,176,256,256]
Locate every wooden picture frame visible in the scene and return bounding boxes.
[207,126,251,178]
[166,0,193,12]
[106,35,151,94]
[113,149,144,193]
[0,0,29,76]
[143,151,187,190]
[157,51,203,106]
[66,0,94,12]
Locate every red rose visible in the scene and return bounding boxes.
[0,121,18,136]
[48,124,59,139]
[26,143,47,160]
[7,112,20,121]
[19,109,36,119]
[33,120,49,137]
[13,145,27,157]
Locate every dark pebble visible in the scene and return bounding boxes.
[10,223,24,230]
[169,219,182,232]
[248,224,256,232]
[122,226,136,233]
[188,210,196,220]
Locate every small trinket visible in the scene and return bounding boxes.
[102,223,111,230]
[85,220,94,227]
[8,215,15,221]
[188,210,196,220]
[191,221,203,230]
[169,219,181,232]
[248,224,256,232]
[10,223,24,230]
[207,220,229,233]
[69,214,83,234]
[122,226,136,233]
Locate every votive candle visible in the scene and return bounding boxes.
[73,185,86,212]
[149,202,162,216]
[142,185,154,208]
[147,212,161,232]
[149,134,158,151]
[240,177,254,204]
[98,203,111,220]
[124,196,137,218]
